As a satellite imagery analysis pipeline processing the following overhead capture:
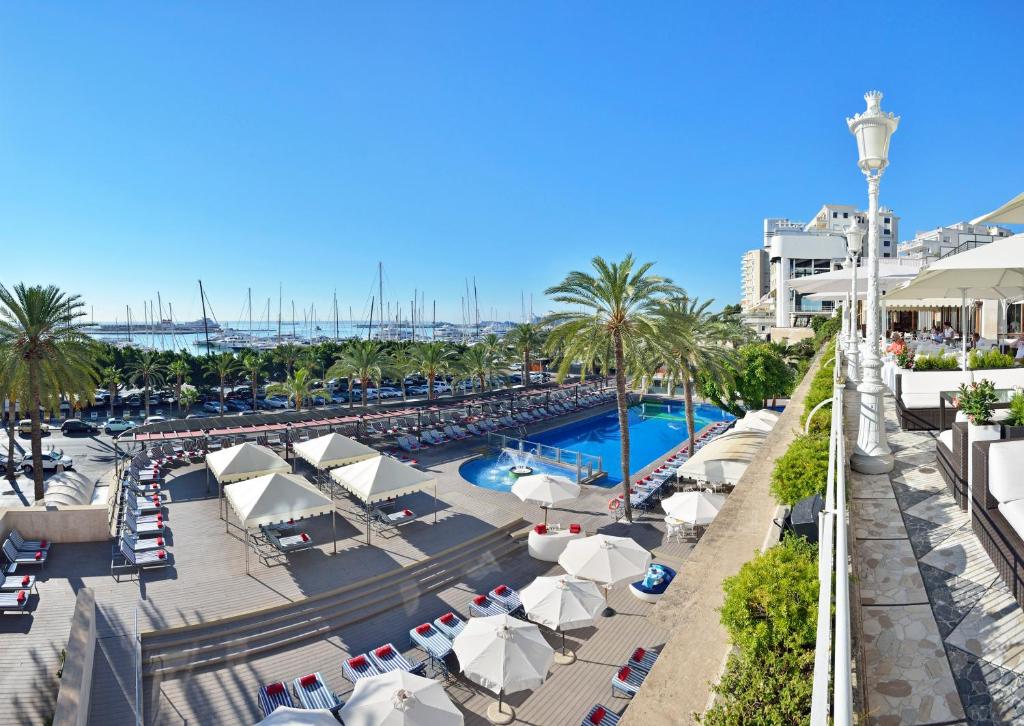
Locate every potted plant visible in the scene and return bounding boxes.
[895,349,914,370]
[959,378,1001,517]
[1004,388,1024,439]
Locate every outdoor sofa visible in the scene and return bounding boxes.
[972,438,1024,605]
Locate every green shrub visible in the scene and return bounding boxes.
[801,362,835,435]
[914,351,959,371]
[700,648,816,726]
[770,434,830,505]
[1008,391,1024,427]
[968,348,1015,370]
[810,316,841,347]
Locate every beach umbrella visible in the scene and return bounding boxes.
[339,670,463,726]
[452,614,554,725]
[256,706,339,726]
[662,491,726,525]
[558,534,651,616]
[520,574,605,664]
[511,473,580,524]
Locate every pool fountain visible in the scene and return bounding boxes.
[498,447,537,477]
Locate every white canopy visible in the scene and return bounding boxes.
[511,474,580,524]
[788,261,920,295]
[678,430,768,485]
[520,575,605,632]
[257,707,341,726]
[293,433,378,469]
[206,442,289,483]
[972,192,1024,225]
[732,409,779,434]
[557,534,651,587]
[329,455,435,504]
[662,491,726,525]
[224,472,333,530]
[452,614,553,696]
[338,671,464,726]
[886,233,1024,302]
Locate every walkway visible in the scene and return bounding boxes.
[850,390,1024,725]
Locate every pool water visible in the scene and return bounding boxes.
[459,401,732,490]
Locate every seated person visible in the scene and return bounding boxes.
[886,334,907,355]
[971,332,995,350]
[930,326,943,343]
[943,322,956,341]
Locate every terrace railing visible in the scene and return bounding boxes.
[810,338,853,725]
[485,432,604,484]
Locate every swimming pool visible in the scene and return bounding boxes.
[459,401,733,490]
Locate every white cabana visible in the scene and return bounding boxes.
[224,472,336,572]
[329,455,436,542]
[293,432,378,470]
[206,442,291,517]
[972,191,1024,225]
[511,474,580,525]
[338,670,464,726]
[520,575,605,663]
[662,491,726,525]
[677,430,768,486]
[452,614,553,724]
[732,409,779,434]
[257,707,341,726]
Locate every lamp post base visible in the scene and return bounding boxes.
[851,379,894,474]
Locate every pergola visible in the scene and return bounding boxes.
[292,433,378,488]
[206,442,290,517]
[329,455,436,543]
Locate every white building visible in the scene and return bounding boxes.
[740,249,770,310]
[897,221,1013,263]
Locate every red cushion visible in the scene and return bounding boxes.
[494,584,509,596]
[40,540,47,548]
[152,495,160,503]
[288,518,295,524]
[34,551,42,561]
[440,612,455,624]
[569,524,581,534]
[415,623,431,634]
[156,513,163,521]
[403,508,413,516]
[375,644,393,658]
[21,575,30,586]
[473,595,487,605]
[157,550,166,559]
[349,655,367,668]
[157,522,164,529]
[16,590,26,603]
[156,537,164,546]
[299,673,317,688]
[534,524,547,535]
[300,533,310,542]
[632,647,646,661]
[590,706,607,724]
[618,666,631,681]
[265,682,285,696]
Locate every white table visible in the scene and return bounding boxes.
[527,526,584,562]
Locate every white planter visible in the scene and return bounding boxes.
[967,422,1002,519]
[955,411,968,423]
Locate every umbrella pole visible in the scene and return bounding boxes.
[434,481,437,525]
[961,288,968,372]
[366,501,371,545]
[602,584,615,618]
[245,526,249,575]
[544,506,549,526]
[332,507,337,554]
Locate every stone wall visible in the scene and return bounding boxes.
[52,589,97,726]
[0,505,111,544]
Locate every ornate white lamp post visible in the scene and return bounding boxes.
[844,219,864,389]
[848,91,898,474]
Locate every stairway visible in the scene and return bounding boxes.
[142,518,526,677]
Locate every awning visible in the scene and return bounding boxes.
[206,442,290,483]
[224,472,334,530]
[788,261,921,295]
[732,409,779,434]
[293,433,378,469]
[886,233,1024,301]
[329,455,434,504]
[678,430,768,485]
[971,192,1024,225]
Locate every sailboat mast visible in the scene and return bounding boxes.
[334,290,339,341]
[198,280,211,353]
[368,297,375,342]
[277,283,282,343]
[127,305,133,343]
[378,261,383,342]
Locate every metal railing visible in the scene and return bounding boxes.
[485,432,604,483]
[810,339,853,725]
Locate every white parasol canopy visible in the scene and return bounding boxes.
[224,472,334,530]
[511,474,580,524]
[557,534,651,587]
[971,192,1024,225]
[520,575,605,632]
[452,614,553,697]
[677,430,767,485]
[293,433,379,470]
[662,491,726,525]
[787,261,920,295]
[206,442,289,484]
[330,455,435,504]
[256,706,341,726]
[885,233,1024,302]
[339,670,464,726]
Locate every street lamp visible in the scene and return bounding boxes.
[847,90,898,474]
[844,219,864,389]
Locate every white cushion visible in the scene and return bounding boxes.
[979,369,1024,389]
[937,429,953,451]
[998,499,1024,540]
[989,440,1024,504]
[900,393,941,409]
[898,370,972,396]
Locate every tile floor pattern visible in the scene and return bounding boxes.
[850,391,1024,725]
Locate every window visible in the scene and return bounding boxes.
[832,212,837,218]
[884,217,891,223]
[883,252,890,258]
[883,240,890,246]
[843,212,849,218]
[884,228,891,235]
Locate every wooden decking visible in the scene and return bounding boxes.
[0,411,714,726]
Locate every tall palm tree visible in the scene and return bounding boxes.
[0,357,25,483]
[412,342,454,401]
[273,343,302,378]
[101,365,123,418]
[0,284,98,500]
[460,345,493,393]
[127,351,166,421]
[265,368,317,411]
[545,255,680,523]
[240,352,266,410]
[505,323,545,389]
[387,343,419,401]
[203,352,238,413]
[167,359,190,415]
[480,334,508,390]
[179,385,200,416]
[327,340,387,408]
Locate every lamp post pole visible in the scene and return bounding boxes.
[848,91,898,474]
[846,237,861,389]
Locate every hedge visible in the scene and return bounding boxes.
[770,434,830,506]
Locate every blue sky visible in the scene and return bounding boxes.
[2,2,1021,324]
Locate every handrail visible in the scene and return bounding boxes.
[810,338,853,725]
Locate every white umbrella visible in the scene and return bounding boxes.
[452,614,554,724]
[256,706,339,726]
[511,474,580,524]
[787,261,920,295]
[972,191,1024,224]
[339,670,463,726]
[558,534,652,587]
[520,575,605,664]
[662,491,726,525]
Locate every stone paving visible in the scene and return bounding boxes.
[850,391,1024,725]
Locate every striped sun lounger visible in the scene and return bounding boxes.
[489,585,524,615]
[257,682,294,715]
[0,590,30,614]
[367,643,425,675]
[626,646,658,672]
[433,611,466,639]
[582,704,621,725]
[120,542,173,570]
[410,622,454,660]
[292,672,341,710]
[469,594,506,618]
[2,541,47,569]
[7,530,50,553]
[611,664,647,698]
[342,654,381,682]
[0,574,37,594]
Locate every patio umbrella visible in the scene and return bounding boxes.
[971,191,1024,225]
[558,534,651,616]
[452,614,554,725]
[661,491,726,525]
[256,706,340,725]
[511,474,580,524]
[520,574,604,664]
[787,260,921,295]
[339,670,463,726]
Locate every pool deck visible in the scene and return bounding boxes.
[1,399,728,726]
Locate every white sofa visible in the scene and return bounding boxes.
[895,367,1024,430]
[527,525,584,561]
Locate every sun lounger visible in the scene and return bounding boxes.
[130,493,163,511]
[2,541,47,569]
[469,594,506,617]
[433,611,466,639]
[489,584,524,616]
[121,532,166,553]
[466,423,485,436]
[582,704,621,725]
[410,622,454,659]
[373,507,417,532]
[262,526,314,553]
[7,530,50,553]
[367,643,425,675]
[120,541,173,570]
[611,664,647,698]
[626,646,658,672]
[257,682,295,715]
[124,511,166,537]
[0,574,36,594]
[292,672,341,710]
[0,590,30,614]
[396,435,424,452]
[342,654,381,682]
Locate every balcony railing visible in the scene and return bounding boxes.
[810,339,853,725]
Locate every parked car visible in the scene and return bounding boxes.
[104,418,135,434]
[143,415,168,425]
[61,419,99,435]
[18,419,49,434]
[20,448,74,476]
[263,396,289,409]
[203,401,227,414]
[184,413,210,420]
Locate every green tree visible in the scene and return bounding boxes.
[505,323,545,389]
[460,344,494,393]
[0,284,98,499]
[265,367,317,411]
[203,352,239,413]
[167,359,190,415]
[545,255,680,522]
[327,340,387,408]
[240,352,266,410]
[179,384,200,416]
[700,343,795,415]
[127,351,166,421]
[273,343,302,378]
[387,343,419,401]
[770,434,830,505]
[411,342,454,401]
[100,365,123,418]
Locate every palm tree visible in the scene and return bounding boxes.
[274,343,302,378]
[167,359,190,415]
[480,334,508,390]
[240,352,266,410]
[460,345,493,393]
[203,352,238,413]
[100,366,123,418]
[411,342,454,401]
[179,385,200,416]
[327,341,387,408]
[387,344,419,401]
[0,357,25,483]
[265,368,317,411]
[505,323,545,389]
[545,255,680,523]
[127,351,166,421]
[0,284,98,500]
